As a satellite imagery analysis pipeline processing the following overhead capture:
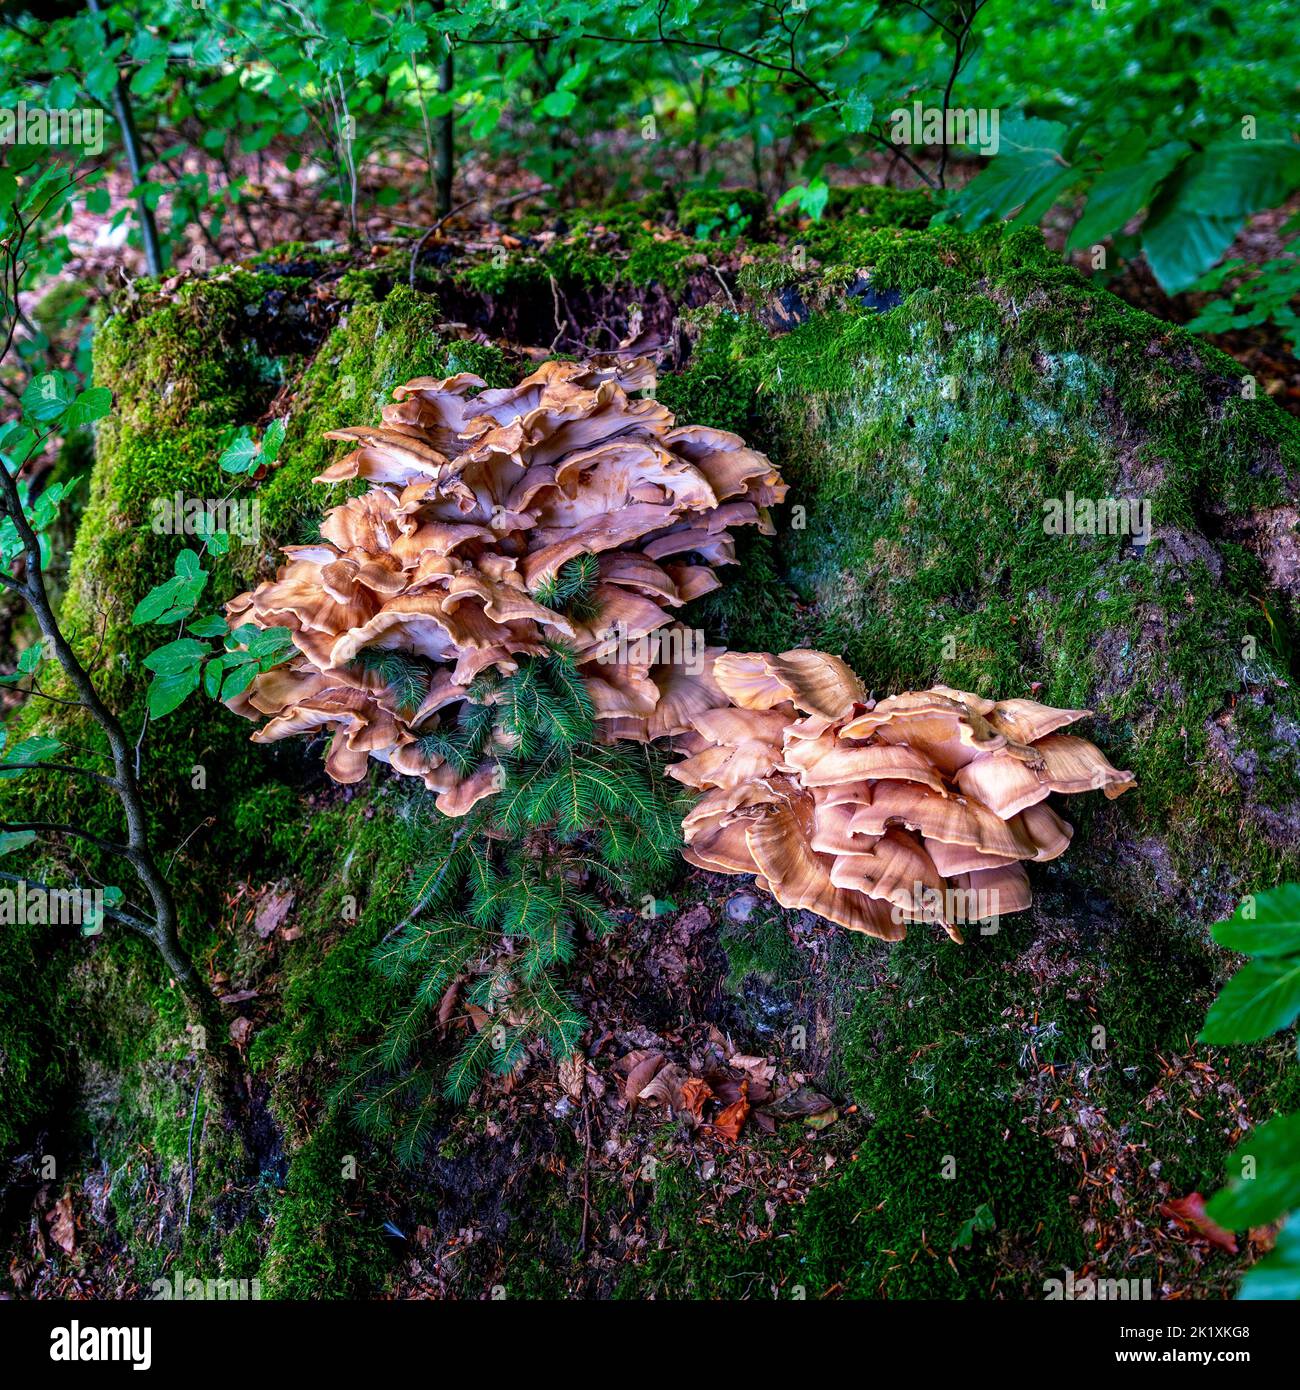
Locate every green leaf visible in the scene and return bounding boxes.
[203,657,225,699]
[1199,955,1300,1044]
[1205,1113,1300,1230]
[219,428,259,474]
[1142,142,1300,293]
[187,613,229,639]
[130,55,168,95]
[1239,1212,1300,1300]
[147,663,202,718]
[1211,884,1300,958]
[17,640,43,676]
[557,61,590,92]
[262,417,288,463]
[220,662,261,701]
[775,178,829,222]
[143,637,206,675]
[132,577,188,626]
[61,386,113,428]
[84,59,120,103]
[953,116,1075,229]
[842,90,874,135]
[21,372,75,424]
[1067,142,1191,251]
[537,89,577,119]
[0,734,63,780]
[952,1201,996,1250]
[0,830,37,856]
[248,627,294,661]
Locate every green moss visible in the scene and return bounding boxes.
[823,184,937,228]
[668,228,1300,909]
[719,907,803,995]
[678,187,768,240]
[0,262,516,1290]
[260,1119,389,1299]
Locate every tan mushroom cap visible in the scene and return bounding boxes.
[744,800,905,941]
[714,649,866,719]
[227,357,789,800]
[956,733,1135,818]
[671,651,1135,944]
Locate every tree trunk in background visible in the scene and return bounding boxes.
[87,0,164,276]
[435,8,454,217]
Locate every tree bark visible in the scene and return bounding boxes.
[86,0,164,276]
[434,4,455,217]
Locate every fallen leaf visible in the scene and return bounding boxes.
[678,1075,714,1120]
[763,1083,835,1122]
[46,1191,76,1254]
[713,1096,750,1142]
[254,888,294,939]
[640,1063,689,1109]
[437,980,461,1026]
[805,1106,839,1131]
[557,1052,586,1101]
[1161,1193,1239,1253]
[618,1049,667,1103]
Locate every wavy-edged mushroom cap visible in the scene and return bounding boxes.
[671,666,1134,945]
[714,648,865,719]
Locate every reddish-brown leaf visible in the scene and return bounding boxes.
[1160,1193,1239,1253]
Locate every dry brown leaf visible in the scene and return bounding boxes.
[639,1063,689,1109]
[678,1075,714,1119]
[254,888,295,939]
[713,1095,750,1143]
[46,1190,76,1255]
[1160,1193,1239,1253]
[557,1052,587,1101]
[436,979,461,1026]
[618,1049,667,1103]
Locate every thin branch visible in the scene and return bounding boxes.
[0,761,120,788]
[0,871,157,934]
[0,820,131,857]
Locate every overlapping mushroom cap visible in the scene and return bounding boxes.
[670,650,1135,941]
[224,357,785,808]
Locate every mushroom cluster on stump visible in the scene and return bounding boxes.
[223,358,1135,938]
[671,649,1135,941]
[224,357,784,813]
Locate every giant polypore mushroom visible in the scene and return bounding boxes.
[670,650,1135,942]
[224,357,784,810]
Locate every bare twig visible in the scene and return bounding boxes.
[409,185,553,291]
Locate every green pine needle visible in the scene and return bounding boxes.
[347,645,686,1148]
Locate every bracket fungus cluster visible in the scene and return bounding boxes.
[673,650,1135,941]
[224,356,784,813]
[225,357,1134,937]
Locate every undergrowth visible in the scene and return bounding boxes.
[339,561,685,1155]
